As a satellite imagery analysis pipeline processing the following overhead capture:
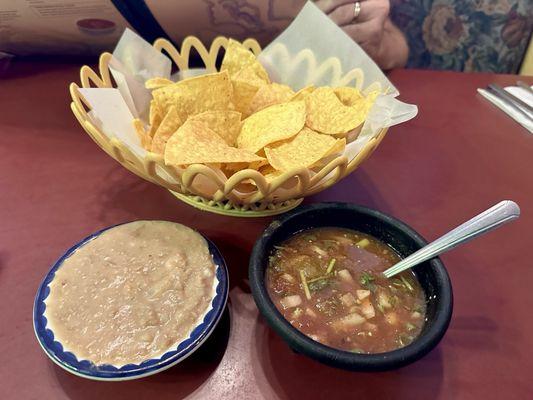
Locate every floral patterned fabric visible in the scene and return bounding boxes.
[390,0,533,73]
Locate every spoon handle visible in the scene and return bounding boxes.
[383,200,520,278]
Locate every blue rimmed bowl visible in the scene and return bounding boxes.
[33,221,229,381]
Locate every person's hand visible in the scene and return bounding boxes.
[315,0,407,69]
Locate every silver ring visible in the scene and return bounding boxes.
[353,2,361,21]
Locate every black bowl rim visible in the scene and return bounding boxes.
[249,202,453,371]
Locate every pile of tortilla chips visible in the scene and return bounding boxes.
[134,39,378,179]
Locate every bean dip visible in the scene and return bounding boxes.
[44,221,216,366]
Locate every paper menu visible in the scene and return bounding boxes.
[0,0,129,56]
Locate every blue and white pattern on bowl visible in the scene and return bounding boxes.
[33,222,229,381]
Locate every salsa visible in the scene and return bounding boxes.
[266,227,426,354]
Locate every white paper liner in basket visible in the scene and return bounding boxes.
[72,1,417,213]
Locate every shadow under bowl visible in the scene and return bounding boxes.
[249,202,453,371]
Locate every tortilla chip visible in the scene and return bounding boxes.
[265,128,344,171]
[358,90,380,113]
[188,110,242,146]
[223,162,250,172]
[344,90,379,135]
[237,101,306,153]
[145,77,174,90]
[312,137,348,168]
[152,71,234,121]
[324,136,347,157]
[231,66,267,117]
[334,87,364,107]
[133,118,152,150]
[263,169,284,182]
[164,120,264,166]
[249,83,295,114]
[148,100,163,137]
[150,106,183,155]
[290,85,315,102]
[221,39,270,83]
[305,87,364,135]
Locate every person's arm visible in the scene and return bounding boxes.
[316,0,408,70]
[152,0,407,69]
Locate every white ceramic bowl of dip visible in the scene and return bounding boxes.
[33,221,229,381]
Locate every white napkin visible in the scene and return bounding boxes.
[477,85,533,133]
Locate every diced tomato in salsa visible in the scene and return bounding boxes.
[266,228,426,354]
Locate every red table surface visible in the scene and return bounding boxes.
[1,63,532,399]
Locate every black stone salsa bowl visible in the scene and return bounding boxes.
[249,202,453,371]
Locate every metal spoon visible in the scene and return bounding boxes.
[383,200,520,278]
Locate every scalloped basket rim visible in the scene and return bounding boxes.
[69,35,389,217]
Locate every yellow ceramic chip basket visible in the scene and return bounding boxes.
[69,36,388,217]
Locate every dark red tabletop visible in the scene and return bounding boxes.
[1,63,532,399]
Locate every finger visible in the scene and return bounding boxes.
[342,20,383,45]
[355,0,390,23]
[328,2,360,26]
[323,1,387,27]
[315,0,364,15]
